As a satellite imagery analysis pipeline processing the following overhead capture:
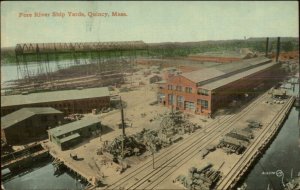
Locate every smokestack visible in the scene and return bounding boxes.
[265,37,269,57]
[276,37,281,62]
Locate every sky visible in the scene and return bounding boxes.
[1,1,299,47]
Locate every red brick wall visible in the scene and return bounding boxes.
[159,64,284,116]
[211,64,285,113]
[1,96,110,116]
[158,75,212,116]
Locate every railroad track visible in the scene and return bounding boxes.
[105,114,233,189]
[105,92,269,190]
[216,96,295,190]
[127,94,270,190]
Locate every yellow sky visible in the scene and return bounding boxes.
[1,1,299,47]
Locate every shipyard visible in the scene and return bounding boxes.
[1,2,299,190]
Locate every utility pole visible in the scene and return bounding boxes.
[171,91,174,115]
[152,151,155,169]
[120,96,126,159]
[120,96,126,136]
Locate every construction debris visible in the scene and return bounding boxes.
[217,128,254,154]
[64,114,83,121]
[158,112,201,146]
[246,120,263,129]
[175,163,222,190]
[103,135,146,161]
[200,145,216,159]
[134,129,161,152]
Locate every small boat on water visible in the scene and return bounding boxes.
[237,183,247,190]
[284,176,300,190]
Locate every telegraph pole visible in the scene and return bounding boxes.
[152,151,155,169]
[120,96,126,159]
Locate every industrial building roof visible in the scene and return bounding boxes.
[1,87,110,107]
[1,107,62,129]
[180,57,271,84]
[201,62,276,90]
[215,57,270,74]
[48,117,100,137]
[182,68,225,83]
[155,80,166,84]
[192,52,243,58]
[190,49,253,58]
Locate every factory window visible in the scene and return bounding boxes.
[200,100,208,109]
[197,99,201,105]
[198,89,209,96]
[168,85,173,90]
[185,87,192,93]
[177,96,184,107]
[168,94,173,105]
[176,86,182,92]
[184,101,195,110]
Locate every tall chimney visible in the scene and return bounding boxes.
[265,37,269,57]
[276,37,281,62]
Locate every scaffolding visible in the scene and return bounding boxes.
[13,41,149,92]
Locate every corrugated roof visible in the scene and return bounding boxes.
[1,107,62,129]
[215,57,270,74]
[201,62,276,90]
[181,68,225,83]
[1,87,110,107]
[48,117,100,137]
[180,57,271,84]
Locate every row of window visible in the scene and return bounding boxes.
[197,99,208,108]
[167,85,193,93]
[167,94,208,109]
[198,89,209,96]
[167,85,209,96]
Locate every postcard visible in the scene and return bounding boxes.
[1,1,299,190]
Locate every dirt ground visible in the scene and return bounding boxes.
[157,93,288,189]
[44,68,214,186]
[44,65,288,189]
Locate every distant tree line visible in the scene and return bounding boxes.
[1,38,298,64]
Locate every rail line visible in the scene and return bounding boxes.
[106,92,269,189]
[216,96,295,190]
[105,112,233,189]
[128,94,270,190]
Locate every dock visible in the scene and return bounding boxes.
[216,96,295,189]
[1,143,48,170]
[46,148,100,189]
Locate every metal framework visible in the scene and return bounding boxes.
[15,41,149,82]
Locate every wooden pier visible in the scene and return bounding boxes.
[216,96,295,190]
[46,150,101,189]
[1,143,49,170]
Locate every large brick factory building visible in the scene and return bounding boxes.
[1,87,110,116]
[158,57,285,116]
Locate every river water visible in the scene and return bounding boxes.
[1,61,74,83]
[242,83,300,190]
[2,159,85,190]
